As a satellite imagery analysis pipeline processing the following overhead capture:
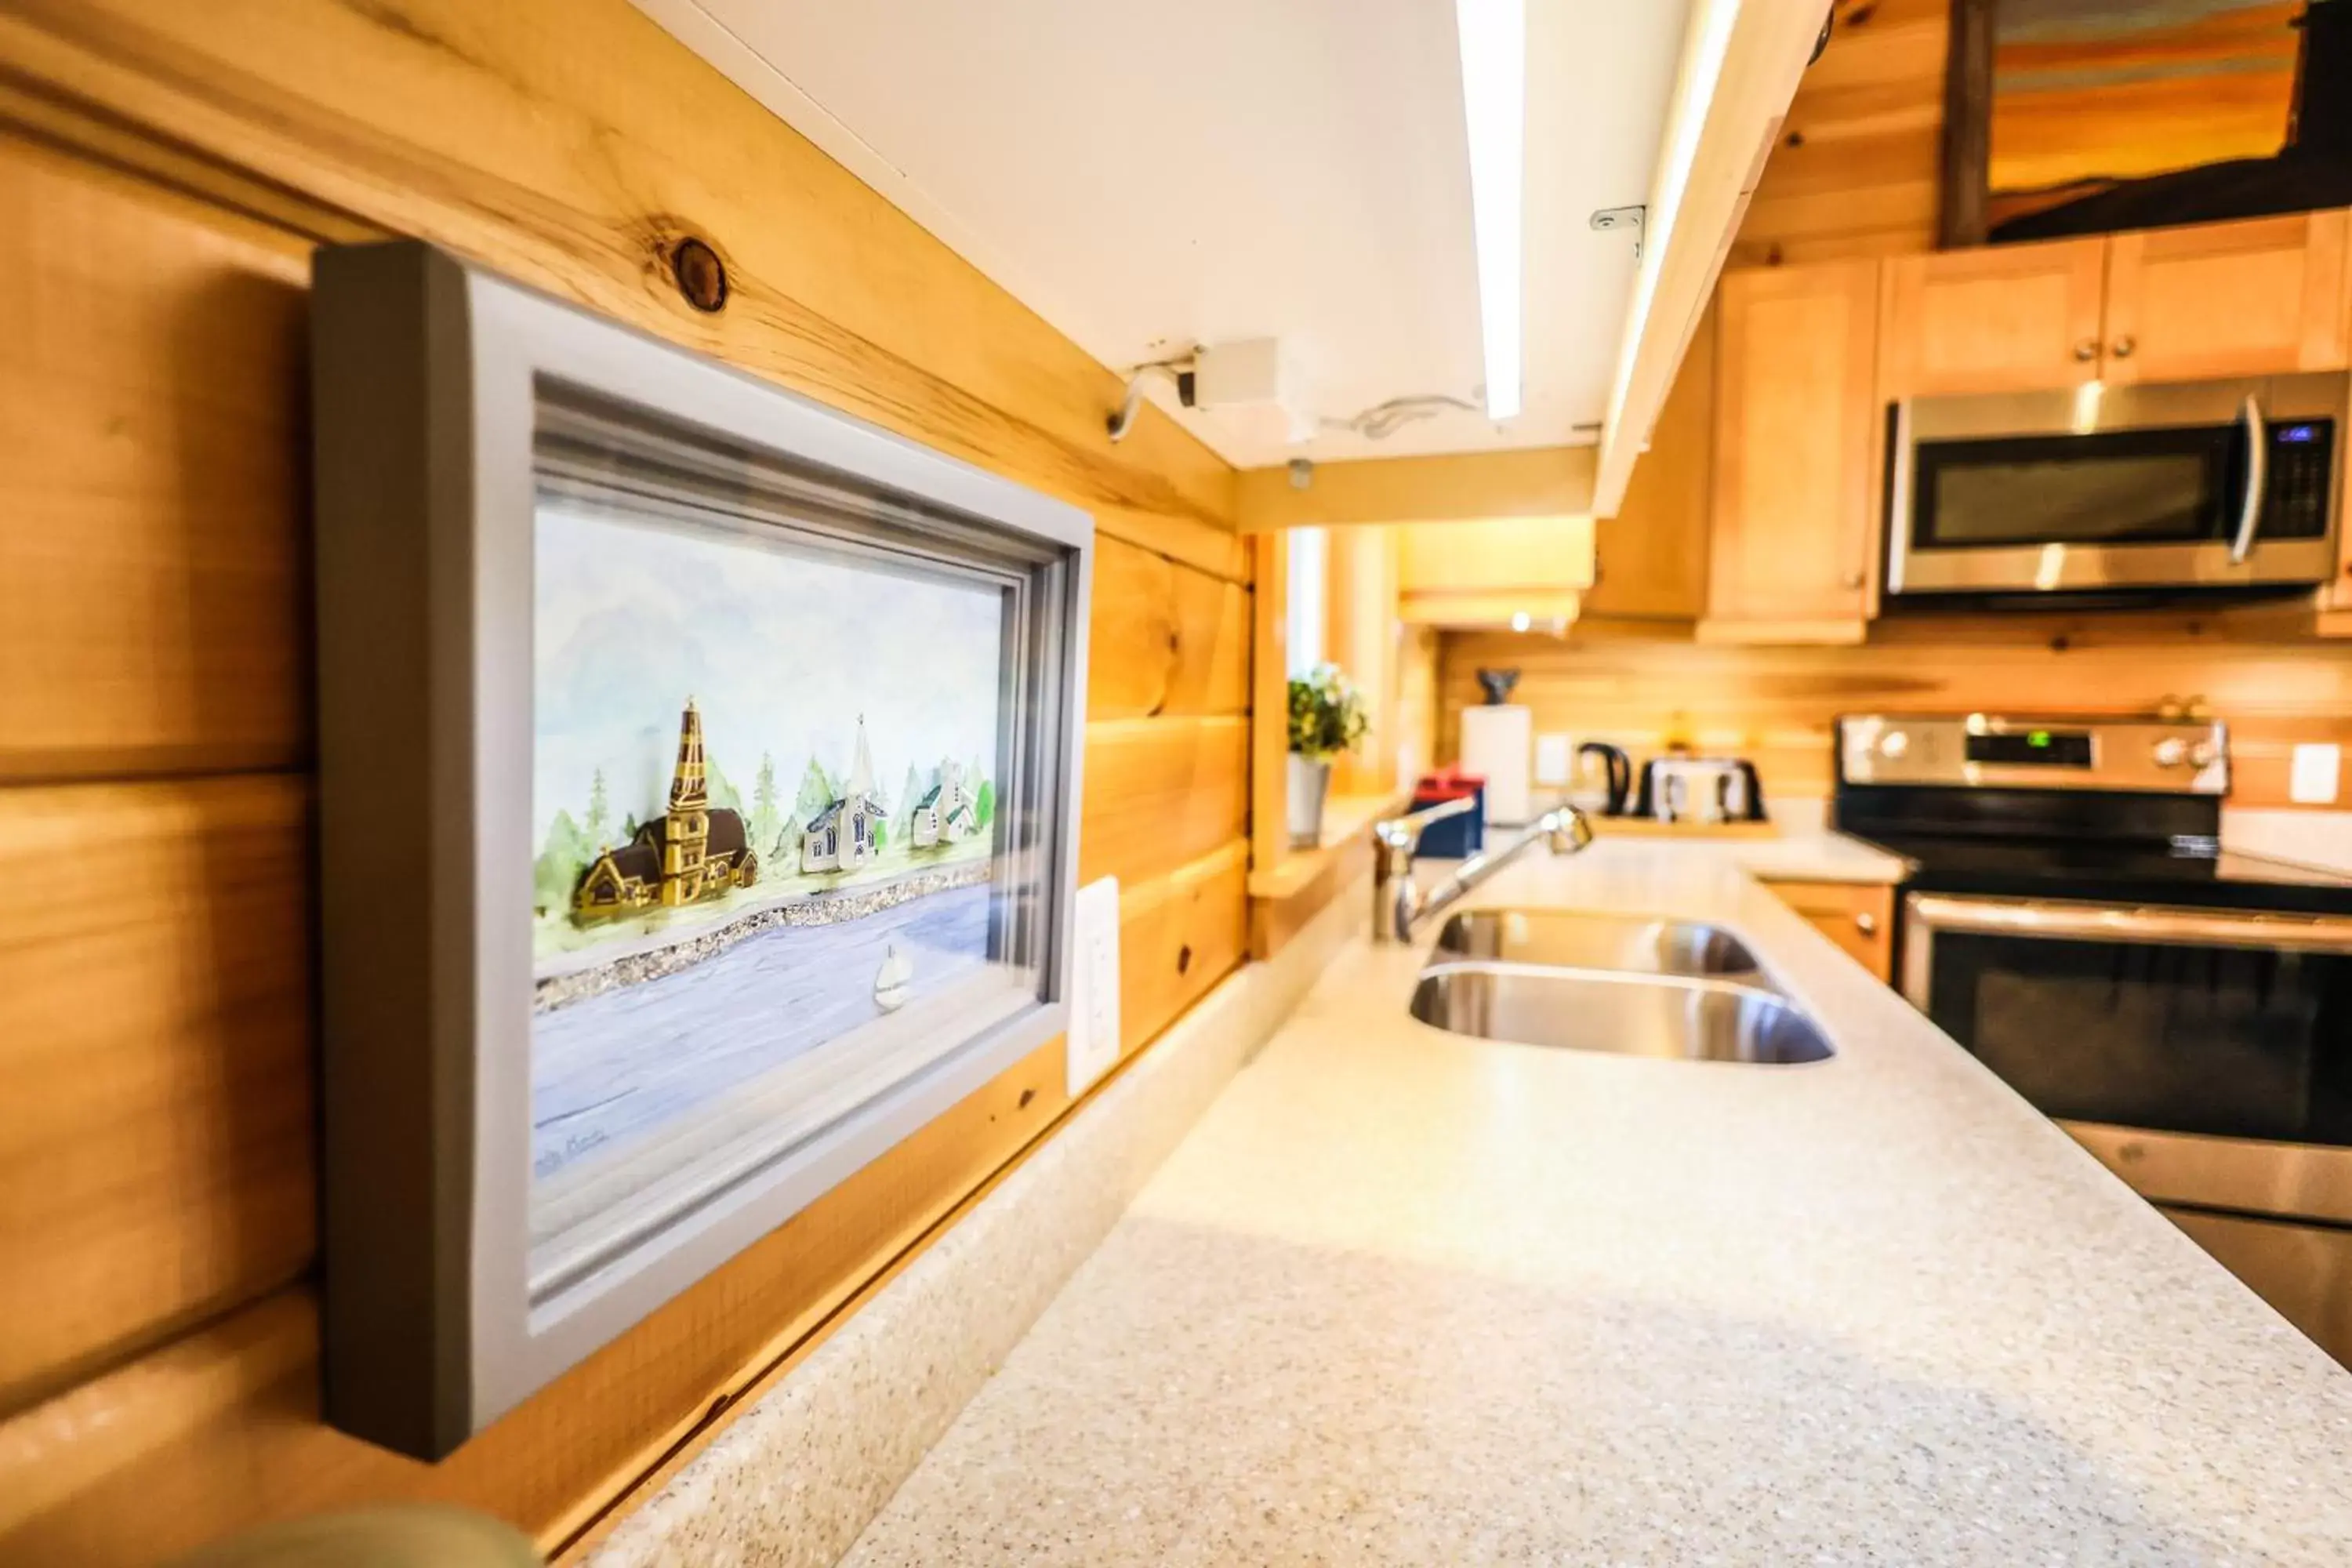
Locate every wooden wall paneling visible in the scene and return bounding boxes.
[1078,717,1250,891]
[1584,299,1715,622]
[0,1,1237,547]
[1117,841,1250,1057]
[1087,536,1251,723]
[1731,0,1951,268]
[0,134,312,782]
[2102,211,2352,384]
[0,778,314,1414]
[1094,503,1252,587]
[1877,236,2107,397]
[1440,614,2352,811]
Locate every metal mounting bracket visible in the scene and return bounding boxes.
[1589,205,1647,259]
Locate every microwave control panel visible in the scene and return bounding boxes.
[2261,419,2336,540]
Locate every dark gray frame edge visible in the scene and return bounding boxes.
[1938,0,1996,249]
[312,241,1092,1461]
[314,242,479,1459]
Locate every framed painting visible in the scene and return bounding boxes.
[310,242,1091,1458]
[1942,0,2350,245]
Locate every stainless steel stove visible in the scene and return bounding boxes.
[1836,713,2352,1367]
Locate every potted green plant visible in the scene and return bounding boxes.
[1287,662,1370,848]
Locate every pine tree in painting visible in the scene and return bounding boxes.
[534,808,593,916]
[895,763,927,843]
[793,757,837,826]
[706,755,745,815]
[584,768,612,851]
[749,752,782,858]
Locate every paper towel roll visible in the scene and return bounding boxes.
[1459,704,1533,826]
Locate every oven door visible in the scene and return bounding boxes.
[1886,375,2344,595]
[1903,892,2352,1364]
[1901,894,2352,1193]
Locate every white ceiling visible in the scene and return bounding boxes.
[638,0,1693,466]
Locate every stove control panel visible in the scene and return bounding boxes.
[1838,714,2229,795]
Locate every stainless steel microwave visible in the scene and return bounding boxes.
[1886,372,2347,597]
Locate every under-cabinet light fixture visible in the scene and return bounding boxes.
[1456,0,1526,423]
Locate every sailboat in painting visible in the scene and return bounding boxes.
[874,942,914,1012]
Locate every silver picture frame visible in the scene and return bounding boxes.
[311,241,1092,1459]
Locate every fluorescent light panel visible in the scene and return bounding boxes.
[1605,0,1741,433]
[1455,0,1526,423]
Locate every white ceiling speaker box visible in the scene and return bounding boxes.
[1189,337,1316,447]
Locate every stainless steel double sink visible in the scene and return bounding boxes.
[1410,909,1834,1065]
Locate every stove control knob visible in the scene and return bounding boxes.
[1878,731,1911,759]
[2188,740,2219,769]
[2151,737,2188,768]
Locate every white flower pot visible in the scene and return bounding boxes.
[1287,753,1332,848]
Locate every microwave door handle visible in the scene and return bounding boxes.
[2230,393,2267,564]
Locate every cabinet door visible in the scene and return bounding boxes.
[1396,517,1592,626]
[1703,260,1880,643]
[1762,879,1894,982]
[1878,237,2106,397]
[2103,211,2350,384]
[1585,300,1713,621]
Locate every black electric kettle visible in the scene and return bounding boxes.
[1577,742,1634,817]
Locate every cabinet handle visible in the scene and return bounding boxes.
[2110,336,2136,359]
[1840,570,1864,589]
[1855,911,1880,935]
[2073,339,2099,362]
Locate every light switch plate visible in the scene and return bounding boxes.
[1534,732,1573,786]
[1065,876,1122,1098]
[2291,743,2341,805]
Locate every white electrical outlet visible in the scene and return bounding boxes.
[2292,743,2342,805]
[1065,876,1122,1098]
[1534,732,1573,786]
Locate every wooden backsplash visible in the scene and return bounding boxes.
[1441,610,2352,811]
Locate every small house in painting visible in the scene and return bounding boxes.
[802,716,885,873]
[910,763,979,848]
[573,700,758,921]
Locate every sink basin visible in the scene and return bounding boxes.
[1430,909,1764,982]
[1409,964,1835,1065]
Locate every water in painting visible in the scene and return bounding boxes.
[526,488,1029,1290]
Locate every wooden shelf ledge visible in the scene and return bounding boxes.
[1246,789,1410,960]
[1246,789,1407,901]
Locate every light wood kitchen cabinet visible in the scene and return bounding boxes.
[1395,516,1593,627]
[1584,301,1714,622]
[1879,236,2107,397]
[1700,259,1881,644]
[2102,210,2350,383]
[1761,878,1895,982]
[1880,212,2351,398]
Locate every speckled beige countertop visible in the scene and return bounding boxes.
[840,840,2352,1566]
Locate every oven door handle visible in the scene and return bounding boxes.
[2229,392,2267,565]
[1906,893,2352,953]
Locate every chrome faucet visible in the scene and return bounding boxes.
[1370,796,1595,943]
